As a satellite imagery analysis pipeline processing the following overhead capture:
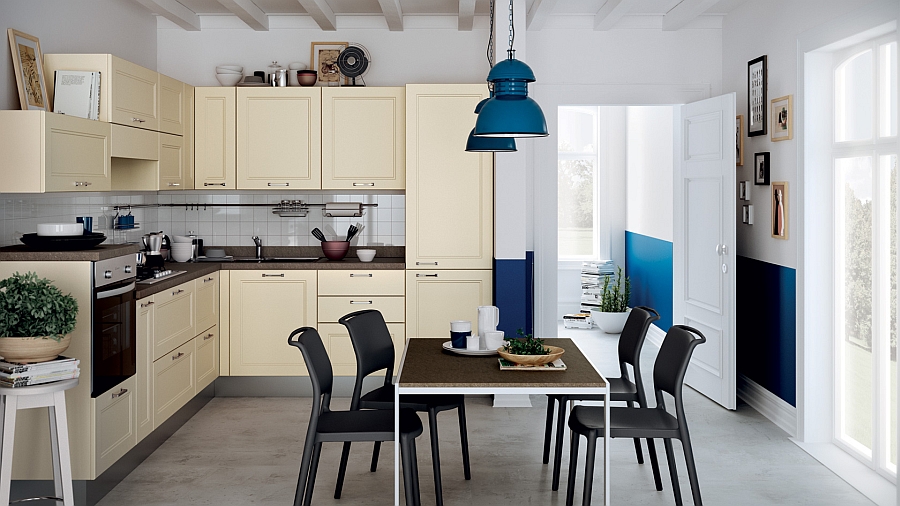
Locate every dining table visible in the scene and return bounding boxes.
[393,337,610,505]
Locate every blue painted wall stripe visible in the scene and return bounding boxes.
[493,255,533,337]
[624,231,673,331]
[736,255,796,406]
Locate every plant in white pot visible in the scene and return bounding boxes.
[0,272,78,364]
[590,267,631,334]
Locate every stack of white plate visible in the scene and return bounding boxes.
[216,65,243,86]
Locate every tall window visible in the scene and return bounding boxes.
[558,107,599,259]
[834,35,898,479]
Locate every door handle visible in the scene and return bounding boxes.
[111,388,128,398]
[350,300,373,304]
[722,264,728,273]
[261,273,285,277]
[204,182,226,186]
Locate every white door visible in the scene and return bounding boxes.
[674,93,737,410]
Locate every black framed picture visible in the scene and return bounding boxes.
[748,55,767,137]
[754,152,770,185]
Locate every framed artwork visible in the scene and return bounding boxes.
[310,41,348,86]
[747,55,767,137]
[771,182,788,239]
[736,115,744,166]
[739,181,750,201]
[754,152,770,185]
[7,29,48,111]
[742,205,754,225]
[771,95,793,141]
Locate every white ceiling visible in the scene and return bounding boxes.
[136,0,748,31]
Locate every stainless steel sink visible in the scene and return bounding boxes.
[231,256,320,262]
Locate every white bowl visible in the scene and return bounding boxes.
[216,74,242,86]
[288,62,308,70]
[172,235,194,243]
[37,223,83,236]
[205,248,226,258]
[170,243,193,251]
[171,248,192,262]
[216,65,244,71]
[215,68,243,75]
[356,249,376,262]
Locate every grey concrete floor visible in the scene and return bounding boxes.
[98,328,875,505]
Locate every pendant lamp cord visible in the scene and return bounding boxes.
[508,0,515,56]
[487,0,495,68]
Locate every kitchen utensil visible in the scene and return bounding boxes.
[37,223,83,236]
[296,70,317,86]
[266,61,282,84]
[172,235,194,243]
[311,228,327,242]
[271,68,288,87]
[345,224,359,242]
[216,73,242,86]
[288,62,307,70]
[171,246,192,263]
[356,249,376,262]
[477,305,500,341]
[466,335,481,351]
[161,234,172,260]
[321,241,350,260]
[142,233,163,254]
[483,330,505,351]
[20,233,107,250]
[216,65,243,71]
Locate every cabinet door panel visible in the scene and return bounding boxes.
[318,296,405,323]
[45,113,111,192]
[136,297,154,442]
[183,84,194,188]
[159,74,184,136]
[317,323,405,376]
[153,339,195,428]
[195,327,219,392]
[153,282,195,361]
[95,376,136,475]
[195,272,219,334]
[110,57,158,131]
[317,270,404,296]
[406,270,492,339]
[159,132,185,190]
[194,87,236,189]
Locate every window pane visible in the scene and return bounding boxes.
[886,154,898,469]
[835,50,874,142]
[558,107,597,153]
[880,42,897,138]
[558,158,594,257]
[838,156,874,453]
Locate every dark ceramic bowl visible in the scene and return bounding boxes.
[321,241,350,260]
[297,70,317,86]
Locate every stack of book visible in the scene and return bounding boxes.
[52,70,101,120]
[0,356,80,388]
[580,260,616,317]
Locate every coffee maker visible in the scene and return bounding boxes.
[142,232,166,269]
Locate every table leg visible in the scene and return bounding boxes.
[0,396,17,506]
[603,386,610,506]
[395,385,400,506]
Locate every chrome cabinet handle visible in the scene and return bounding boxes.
[416,262,438,266]
[416,273,438,278]
[111,388,128,398]
[261,273,285,277]
[204,333,214,341]
[172,352,185,361]
[131,117,146,123]
[349,273,373,278]
[352,182,375,187]
[350,300,373,304]
[204,182,226,186]
[203,277,215,283]
[168,182,181,187]
[267,183,289,187]
[73,181,92,187]
[172,289,185,295]
[140,301,155,308]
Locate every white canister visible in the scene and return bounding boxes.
[450,320,472,333]
[466,335,481,351]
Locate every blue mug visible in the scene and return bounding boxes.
[76,216,92,234]
[451,331,470,349]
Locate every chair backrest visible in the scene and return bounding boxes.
[617,306,660,368]
[288,326,334,416]
[339,309,395,379]
[652,325,706,412]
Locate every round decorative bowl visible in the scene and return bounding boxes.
[0,335,71,364]
[356,249,376,262]
[321,241,350,260]
[497,345,564,366]
[297,70,317,86]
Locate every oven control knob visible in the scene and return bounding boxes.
[124,265,133,274]
[104,270,112,279]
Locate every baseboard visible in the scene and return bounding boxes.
[792,440,896,506]
[645,323,665,349]
[737,374,797,437]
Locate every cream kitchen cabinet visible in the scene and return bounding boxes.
[406,84,493,269]
[159,132,186,190]
[136,296,155,442]
[317,323,406,376]
[322,87,405,190]
[195,326,219,392]
[0,111,110,192]
[229,270,317,375]
[195,272,219,333]
[183,84,195,188]
[159,73,185,136]
[152,281,195,361]
[94,376,137,476]
[153,339,196,429]
[405,269,492,339]
[194,87,236,189]
[236,88,321,189]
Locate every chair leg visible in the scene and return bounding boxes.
[543,395,556,464]
[565,431,580,506]
[457,400,471,480]
[401,435,415,506]
[680,431,703,506]
[294,433,317,506]
[628,401,644,465]
[663,438,683,506]
[335,442,351,498]
[371,441,382,472]
[551,395,568,491]
[428,408,444,506]
[646,438,663,491]
[303,442,323,506]
[410,437,422,506]
[582,432,597,506]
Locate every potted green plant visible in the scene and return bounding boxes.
[590,266,631,334]
[498,329,564,365]
[0,272,78,363]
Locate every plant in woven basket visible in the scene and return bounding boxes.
[599,266,631,313]
[0,272,78,341]
[503,328,549,356]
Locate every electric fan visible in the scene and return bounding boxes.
[337,44,371,86]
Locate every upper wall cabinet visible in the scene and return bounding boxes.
[44,54,159,132]
[0,111,110,192]
[159,74,185,136]
[194,87,236,189]
[236,88,322,190]
[322,87,405,190]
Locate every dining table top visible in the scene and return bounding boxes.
[396,337,606,389]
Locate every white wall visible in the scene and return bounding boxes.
[626,106,674,242]
[0,0,156,110]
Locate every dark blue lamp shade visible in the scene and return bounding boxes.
[473,54,548,138]
[465,128,517,152]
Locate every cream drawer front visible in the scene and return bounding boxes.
[153,339,195,429]
[110,124,158,160]
[195,273,219,334]
[317,270,404,296]
[110,56,158,131]
[195,327,219,392]
[317,323,405,376]
[153,282,195,361]
[95,376,136,476]
[318,296,405,323]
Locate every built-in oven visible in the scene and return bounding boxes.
[92,254,137,398]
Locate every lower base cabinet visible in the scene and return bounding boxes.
[153,339,196,429]
[94,376,136,476]
[317,323,405,376]
[405,270,492,338]
[195,326,219,391]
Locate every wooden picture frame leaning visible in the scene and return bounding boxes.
[7,29,48,111]
[310,41,348,86]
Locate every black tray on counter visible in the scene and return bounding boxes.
[20,233,108,250]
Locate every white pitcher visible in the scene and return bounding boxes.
[477,306,500,340]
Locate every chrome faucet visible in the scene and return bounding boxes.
[252,236,262,260]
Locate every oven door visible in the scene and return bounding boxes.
[92,280,137,398]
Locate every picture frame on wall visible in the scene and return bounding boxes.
[310,41,348,86]
[770,95,793,141]
[742,205,754,225]
[754,152,770,185]
[7,29,48,111]
[739,181,750,200]
[771,182,788,239]
[748,55,767,137]
[736,115,744,166]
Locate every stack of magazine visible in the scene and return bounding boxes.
[0,356,80,388]
[52,70,101,120]
[580,260,616,315]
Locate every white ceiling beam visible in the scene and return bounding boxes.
[526,0,559,31]
[593,0,639,31]
[217,0,269,30]
[377,0,404,31]
[135,0,201,31]
[662,0,721,31]
[458,0,476,31]
[296,0,337,31]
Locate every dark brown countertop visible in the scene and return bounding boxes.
[398,338,606,389]
[0,243,139,261]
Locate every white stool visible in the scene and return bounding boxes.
[0,379,78,506]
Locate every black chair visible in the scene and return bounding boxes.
[335,309,471,506]
[543,306,661,491]
[565,325,706,506]
[288,326,424,506]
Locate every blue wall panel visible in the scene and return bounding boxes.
[493,254,534,337]
[624,231,673,331]
[736,255,796,406]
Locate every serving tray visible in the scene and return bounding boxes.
[20,233,107,250]
[441,341,499,356]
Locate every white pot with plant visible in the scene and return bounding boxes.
[590,267,631,334]
[0,272,78,364]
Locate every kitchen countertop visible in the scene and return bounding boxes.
[0,243,139,261]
